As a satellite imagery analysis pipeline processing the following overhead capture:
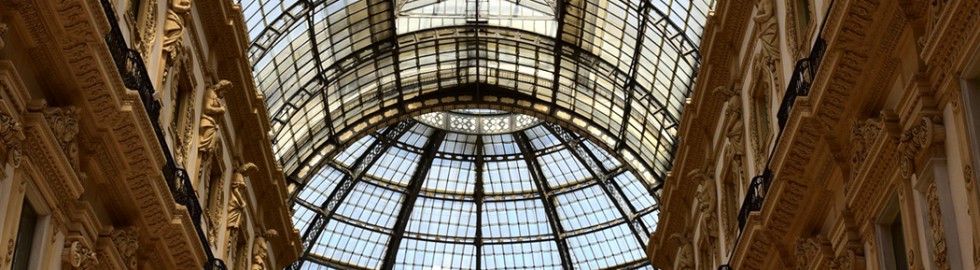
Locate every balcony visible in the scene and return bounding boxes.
[736,29,828,232]
[99,1,226,269]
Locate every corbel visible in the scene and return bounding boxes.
[899,116,945,179]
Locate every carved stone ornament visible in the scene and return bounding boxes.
[724,94,746,184]
[0,23,7,51]
[925,182,951,270]
[829,249,865,270]
[796,238,819,270]
[66,241,99,269]
[228,162,257,231]
[899,117,944,178]
[669,233,694,270]
[753,0,780,72]
[251,230,277,270]
[850,118,883,178]
[0,111,23,169]
[43,106,80,171]
[694,169,719,250]
[136,0,158,59]
[111,227,139,269]
[928,0,950,34]
[198,80,230,159]
[162,0,192,62]
[5,239,12,263]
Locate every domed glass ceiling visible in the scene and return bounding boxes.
[291,117,661,269]
[237,0,712,268]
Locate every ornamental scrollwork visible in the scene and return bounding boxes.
[898,117,944,178]
[66,241,99,269]
[43,106,80,172]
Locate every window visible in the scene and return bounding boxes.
[751,78,772,168]
[878,196,909,270]
[12,200,39,270]
[794,0,812,38]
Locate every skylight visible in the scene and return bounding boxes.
[396,0,558,36]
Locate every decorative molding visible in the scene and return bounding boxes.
[137,0,159,60]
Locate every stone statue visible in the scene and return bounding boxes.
[252,230,277,270]
[227,162,257,242]
[162,0,192,61]
[724,94,746,187]
[753,0,779,71]
[670,233,695,270]
[198,80,230,164]
[696,172,719,247]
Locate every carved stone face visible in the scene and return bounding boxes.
[172,0,192,13]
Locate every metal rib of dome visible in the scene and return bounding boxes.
[290,119,661,269]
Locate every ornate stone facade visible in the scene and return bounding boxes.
[0,0,299,269]
[649,1,980,270]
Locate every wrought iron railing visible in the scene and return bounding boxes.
[99,1,225,269]
[736,170,771,229]
[776,37,827,130]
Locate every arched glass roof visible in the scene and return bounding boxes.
[290,118,661,269]
[237,0,713,268]
[239,0,713,188]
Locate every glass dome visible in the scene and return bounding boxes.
[291,117,661,269]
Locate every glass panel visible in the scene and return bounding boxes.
[554,185,620,231]
[406,197,478,239]
[566,223,645,270]
[482,241,563,269]
[12,201,39,270]
[310,221,390,269]
[481,199,553,240]
[395,239,477,269]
